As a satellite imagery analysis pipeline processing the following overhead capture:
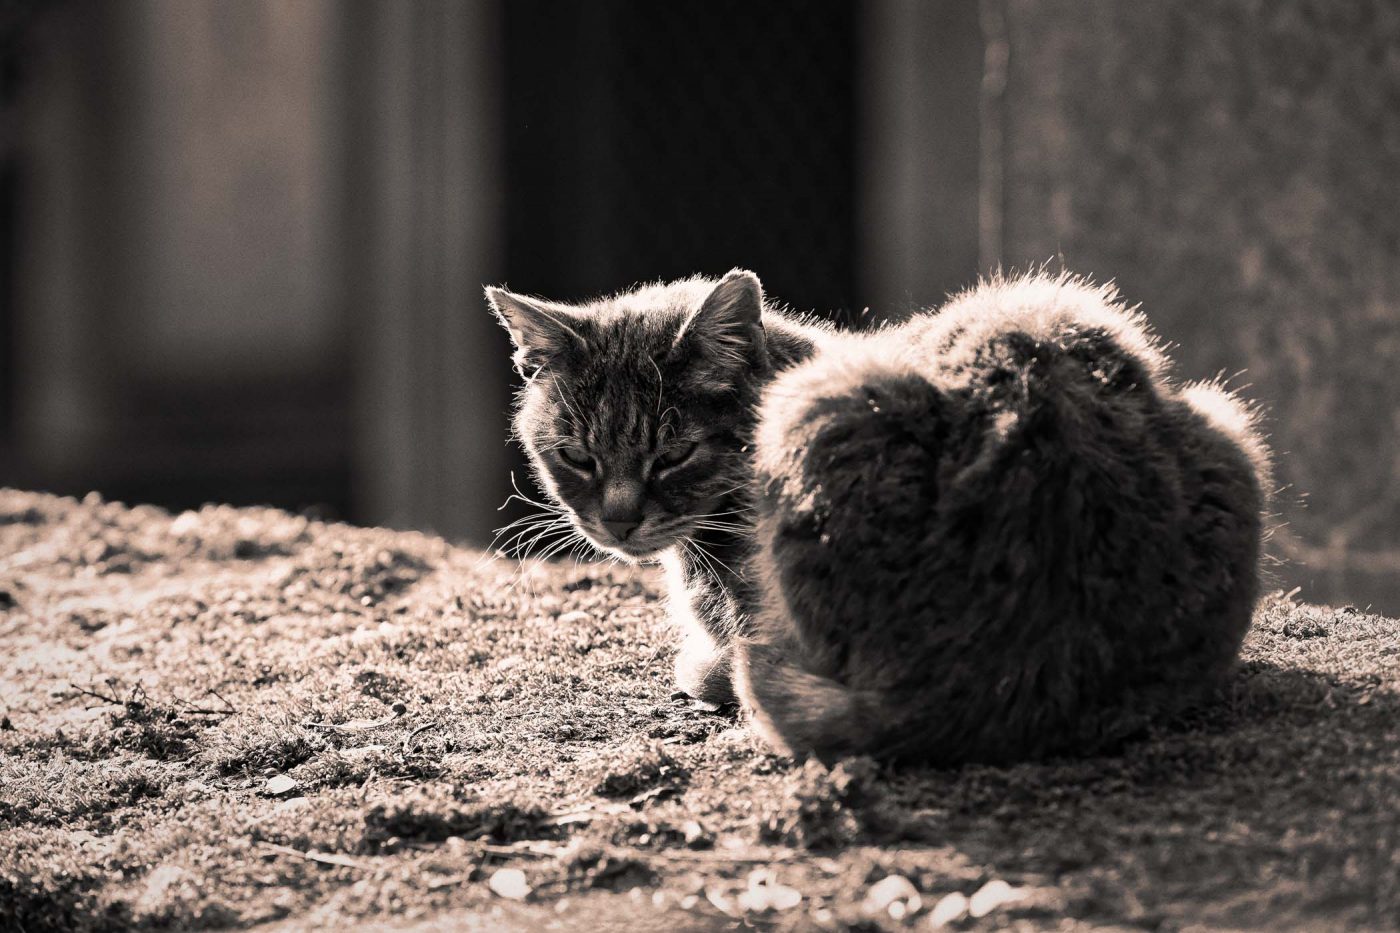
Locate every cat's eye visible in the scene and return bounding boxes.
[558,445,596,471]
[655,442,697,470]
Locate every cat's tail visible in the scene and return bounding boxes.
[734,633,938,762]
[732,637,876,762]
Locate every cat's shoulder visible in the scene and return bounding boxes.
[920,271,1169,376]
[760,304,837,368]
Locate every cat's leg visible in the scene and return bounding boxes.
[733,624,876,762]
[660,548,737,705]
[674,625,734,705]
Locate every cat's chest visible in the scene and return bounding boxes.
[659,547,744,637]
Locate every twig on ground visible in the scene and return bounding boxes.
[258,841,373,871]
[206,687,239,714]
[403,721,442,754]
[605,844,797,865]
[306,704,406,733]
[173,689,238,717]
[479,841,559,860]
[68,682,124,707]
[541,801,634,827]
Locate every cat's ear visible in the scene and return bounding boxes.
[673,269,766,376]
[486,286,587,376]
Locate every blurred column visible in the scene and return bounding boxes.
[343,0,510,543]
[10,1,352,511]
[8,3,125,481]
[858,0,983,320]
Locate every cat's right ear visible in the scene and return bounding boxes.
[485,287,586,377]
[671,269,767,380]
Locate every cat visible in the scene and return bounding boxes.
[487,271,826,706]
[487,270,1272,765]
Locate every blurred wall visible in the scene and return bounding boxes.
[7,0,355,517]
[860,0,983,319]
[2,0,1396,611]
[2,0,513,541]
[993,0,1400,609]
[341,1,508,541]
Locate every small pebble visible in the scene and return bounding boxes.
[928,891,968,928]
[488,868,531,900]
[263,774,298,796]
[681,820,711,848]
[968,879,1022,918]
[864,874,922,919]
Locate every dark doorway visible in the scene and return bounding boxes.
[502,0,859,318]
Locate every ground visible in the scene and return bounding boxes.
[0,490,1397,932]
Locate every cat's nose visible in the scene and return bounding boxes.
[603,517,642,541]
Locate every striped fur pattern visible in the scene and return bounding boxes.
[490,271,1272,764]
[487,271,829,704]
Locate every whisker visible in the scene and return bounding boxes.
[512,520,574,563]
[496,471,563,514]
[699,544,743,582]
[496,520,571,558]
[490,511,564,540]
[688,505,754,520]
[689,522,751,534]
[549,375,584,422]
[650,358,667,418]
[702,481,756,501]
[688,517,751,529]
[536,530,586,564]
[681,535,743,585]
[488,509,568,549]
[691,542,727,586]
[476,509,566,573]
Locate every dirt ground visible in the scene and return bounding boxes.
[1,489,1397,932]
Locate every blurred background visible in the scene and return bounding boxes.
[1,0,1396,611]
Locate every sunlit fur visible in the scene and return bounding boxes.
[737,272,1272,764]
[490,271,1273,765]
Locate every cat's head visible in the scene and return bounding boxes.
[487,270,769,562]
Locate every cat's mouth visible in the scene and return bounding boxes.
[581,512,734,563]
[577,526,664,562]
[579,522,682,562]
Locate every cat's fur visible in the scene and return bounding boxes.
[488,270,1271,765]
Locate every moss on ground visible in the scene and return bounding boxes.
[1,489,1397,931]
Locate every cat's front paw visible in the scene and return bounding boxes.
[674,633,736,706]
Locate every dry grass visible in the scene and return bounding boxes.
[1,489,1398,931]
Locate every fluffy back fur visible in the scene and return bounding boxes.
[735,273,1271,764]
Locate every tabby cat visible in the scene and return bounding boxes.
[487,270,1271,765]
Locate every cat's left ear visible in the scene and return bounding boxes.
[485,286,587,376]
[674,269,766,375]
